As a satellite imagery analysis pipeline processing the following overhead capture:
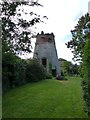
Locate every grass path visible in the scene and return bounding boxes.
[2,77,88,118]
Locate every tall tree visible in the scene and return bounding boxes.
[1,0,48,91]
[66,13,90,62]
[1,1,47,55]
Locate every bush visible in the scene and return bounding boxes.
[2,52,26,92]
[2,52,16,92]
[26,60,46,82]
[2,55,47,92]
[45,73,52,79]
[14,60,26,86]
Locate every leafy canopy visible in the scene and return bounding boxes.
[66,13,90,62]
[1,1,47,55]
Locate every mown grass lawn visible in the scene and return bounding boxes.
[2,76,88,118]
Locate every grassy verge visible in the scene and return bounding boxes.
[2,76,88,118]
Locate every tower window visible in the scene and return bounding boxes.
[42,58,47,68]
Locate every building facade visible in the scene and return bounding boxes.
[33,31,61,76]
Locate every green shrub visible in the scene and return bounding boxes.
[45,73,52,79]
[2,54,48,92]
[14,60,26,86]
[2,52,16,91]
[2,52,26,92]
[26,60,46,82]
[81,38,90,116]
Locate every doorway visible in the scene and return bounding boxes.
[52,69,56,77]
[42,58,47,68]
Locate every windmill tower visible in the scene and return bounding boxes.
[33,31,61,76]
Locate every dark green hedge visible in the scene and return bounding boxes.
[2,53,26,92]
[81,38,90,116]
[26,60,46,82]
[2,53,47,92]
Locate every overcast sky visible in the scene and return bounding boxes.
[21,0,90,63]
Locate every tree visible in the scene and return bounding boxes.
[2,1,48,92]
[72,64,79,75]
[66,13,90,116]
[66,13,90,62]
[63,61,73,75]
[1,1,47,55]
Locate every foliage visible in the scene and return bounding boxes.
[81,38,90,116]
[45,73,52,79]
[66,13,90,116]
[2,51,16,91]
[61,61,79,76]
[2,1,48,92]
[1,1,47,55]
[63,61,73,75]
[13,59,26,86]
[26,60,46,82]
[2,57,47,92]
[78,63,84,77]
[2,52,26,92]
[66,13,90,62]
[72,64,79,75]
